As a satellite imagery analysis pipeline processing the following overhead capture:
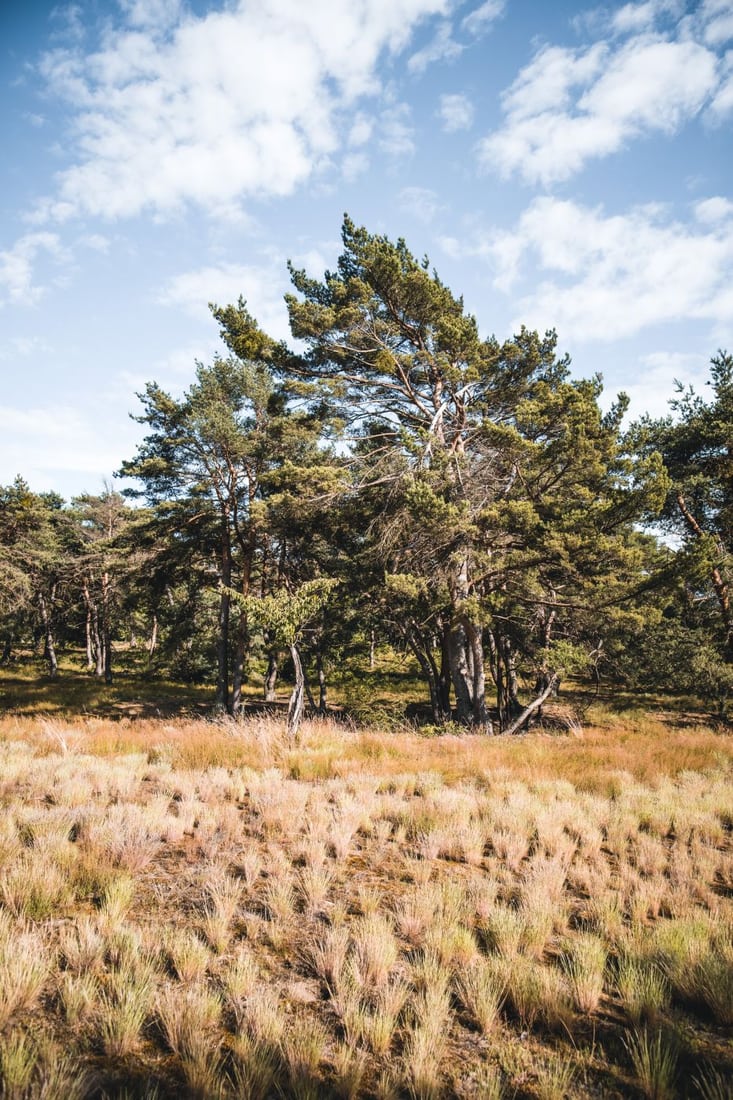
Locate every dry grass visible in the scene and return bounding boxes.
[0,710,730,1097]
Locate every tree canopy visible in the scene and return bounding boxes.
[1,216,729,728]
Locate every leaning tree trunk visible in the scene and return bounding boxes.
[287,643,306,742]
[502,672,559,736]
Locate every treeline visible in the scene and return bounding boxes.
[1,217,731,731]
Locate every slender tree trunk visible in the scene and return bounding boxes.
[38,588,58,678]
[438,622,452,718]
[0,636,11,665]
[369,629,376,671]
[84,602,94,671]
[264,649,279,702]
[503,673,559,736]
[287,643,305,741]
[101,571,112,684]
[316,649,327,713]
[231,613,249,717]
[216,533,232,712]
[82,577,103,676]
[404,620,445,725]
[147,613,158,665]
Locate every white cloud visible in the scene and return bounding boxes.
[158,260,292,344]
[0,335,52,361]
[379,102,415,156]
[701,0,733,46]
[478,0,729,186]
[398,186,442,222]
[483,196,733,342]
[348,114,374,146]
[438,92,474,131]
[118,0,183,31]
[0,232,67,307]
[342,151,370,181]
[78,232,111,251]
[462,1,505,37]
[35,0,448,223]
[0,402,139,493]
[408,21,462,72]
[622,350,711,418]
[610,1,682,35]
[694,195,733,224]
[708,51,733,118]
[479,34,718,184]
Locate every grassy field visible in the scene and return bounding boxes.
[0,668,731,1098]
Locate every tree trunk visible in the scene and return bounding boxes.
[404,620,447,725]
[438,624,452,718]
[496,636,520,727]
[85,613,93,670]
[502,673,559,736]
[287,643,305,741]
[0,636,11,665]
[101,571,112,684]
[147,613,158,665]
[369,629,376,671]
[466,619,490,729]
[231,613,249,717]
[264,649,279,702]
[216,533,232,712]
[38,588,58,678]
[82,579,104,677]
[447,620,474,723]
[317,650,327,713]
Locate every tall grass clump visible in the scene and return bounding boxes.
[623,1027,679,1100]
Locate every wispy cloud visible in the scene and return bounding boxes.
[0,232,68,307]
[461,0,505,37]
[398,186,442,223]
[481,196,733,341]
[158,259,292,343]
[477,4,728,184]
[438,92,474,131]
[378,102,416,157]
[622,350,711,418]
[0,402,139,492]
[408,20,462,72]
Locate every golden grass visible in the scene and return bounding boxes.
[1,704,730,786]
[0,709,730,1098]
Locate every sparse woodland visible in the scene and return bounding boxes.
[0,218,731,1098]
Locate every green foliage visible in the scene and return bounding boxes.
[232,579,336,648]
[3,220,731,727]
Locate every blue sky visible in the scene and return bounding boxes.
[1,0,732,498]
